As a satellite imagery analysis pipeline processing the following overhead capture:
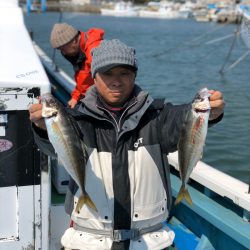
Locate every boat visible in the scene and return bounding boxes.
[193,8,210,22]
[0,1,51,249]
[100,1,139,17]
[139,1,192,20]
[177,4,193,19]
[1,1,249,249]
[216,6,241,23]
[35,44,250,250]
[139,1,180,19]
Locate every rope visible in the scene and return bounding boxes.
[152,23,228,58]
[219,29,240,74]
[223,50,250,73]
[219,14,243,74]
[205,33,235,45]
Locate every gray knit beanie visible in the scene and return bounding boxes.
[50,23,78,49]
[91,39,138,78]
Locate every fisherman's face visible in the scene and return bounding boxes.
[94,66,136,107]
[59,35,80,57]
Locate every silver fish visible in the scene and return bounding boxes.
[41,93,97,213]
[175,88,211,206]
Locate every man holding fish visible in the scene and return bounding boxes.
[29,39,225,250]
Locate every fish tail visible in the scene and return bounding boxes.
[174,185,193,206]
[75,193,98,213]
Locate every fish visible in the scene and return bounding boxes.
[41,93,97,213]
[175,88,211,206]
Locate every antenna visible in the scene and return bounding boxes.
[51,11,63,72]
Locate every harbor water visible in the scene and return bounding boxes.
[24,12,250,184]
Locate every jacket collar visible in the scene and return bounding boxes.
[78,84,149,115]
[74,85,154,135]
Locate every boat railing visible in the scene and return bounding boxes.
[168,151,250,221]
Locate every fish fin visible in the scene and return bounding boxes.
[75,194,98,213]
[75,195,85,213]
[191,116,204,144]
[175,186,193,206]
[80,140,89,164]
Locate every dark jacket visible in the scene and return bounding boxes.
[33,84,196,249]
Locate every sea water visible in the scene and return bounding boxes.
[24,12,250,184]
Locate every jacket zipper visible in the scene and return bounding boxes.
[96,105,120,132]
[118,101,138,131]
[97,100,138,133]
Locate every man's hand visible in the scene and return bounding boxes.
[29,103,47,130]
[209,90,225,121]
[68,98,78,109]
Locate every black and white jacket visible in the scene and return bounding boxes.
[34,84,192,250]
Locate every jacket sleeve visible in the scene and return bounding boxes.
[158,103,191,153]
[72,66,93,101]
[71,29,104,101]
[32,124,57,158]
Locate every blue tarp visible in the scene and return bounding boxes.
[166,219,215,250]
[207,4,217,9]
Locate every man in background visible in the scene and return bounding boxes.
[50,22,104,108]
